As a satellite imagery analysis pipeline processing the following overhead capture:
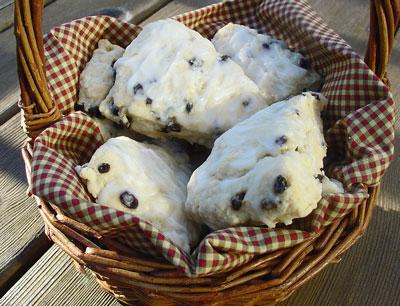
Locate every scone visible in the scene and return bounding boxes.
[185,93,343,229]
[98,19,266,147]
[78,39,124,112]
[212,23,321,102]
[75,136,198,252]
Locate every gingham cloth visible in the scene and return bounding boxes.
[30,0,395,277]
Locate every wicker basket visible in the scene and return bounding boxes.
[16,0,399,305]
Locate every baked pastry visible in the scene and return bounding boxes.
[75,136,198,252]
[78,39,124,112]
[212,23,321,102]
[185,93,343,229]
[98,19,266,147]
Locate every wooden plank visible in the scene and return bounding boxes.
[0,114,52,296]
[0,0,55,33]
[0,0,171,125]
[282,207,400,306]
[0,246,121,306]
[0,1,217,304]
[0,0,172,294]
[281,0,400,305]
[141,0,220,25]
[1,1,399,305]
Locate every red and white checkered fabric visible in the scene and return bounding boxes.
[30,0,395,276]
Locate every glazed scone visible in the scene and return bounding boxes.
[212,23,321,102]
[75,136,198,252]
[78,39,124,112]
[99,19,266,147]
[185,93,342,229]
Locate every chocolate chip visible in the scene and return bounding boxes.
[275,135,288,146]
[219,54,230,62]
[109,99,119,116]
[120,191,138,209]
[315,174,324,183]
[162,117,182,133]
[87,105,104,119]
[146,97,153,105]
[188,57,203,68]
[98,163,110,173]
[185,102,193,113]
[242,100,250,107]
[274,175,288,194]
[133,83,143,95]
[299,58,311,69]
[295,109,300,116]
[262,42,270,49]
[260,199,278,210]
[295,146,299,152]
[231,191,246,211]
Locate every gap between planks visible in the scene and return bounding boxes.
[0,0,173,296]
[0,245,122,306]
[0,0,399,305]
[0,0,172,126]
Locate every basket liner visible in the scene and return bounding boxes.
[30,0,394,276]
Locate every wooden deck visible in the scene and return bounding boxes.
[0,0,399,305]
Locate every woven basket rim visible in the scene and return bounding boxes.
[16,0,399,304]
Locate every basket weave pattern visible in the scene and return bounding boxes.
[16,0,399,305]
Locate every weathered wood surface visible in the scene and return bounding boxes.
[0,114,51,296]
[0,0,171,296]
[0,0,171,125]
[0,1,55,33]
[282,0,400,304]
[0,246,121,306]
[0,0,399,305]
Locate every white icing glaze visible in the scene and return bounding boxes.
[78,39,124,111]
[99,19,267,147]
[75,136,198,252]
[186,93,342,229]
[212,23,321,102]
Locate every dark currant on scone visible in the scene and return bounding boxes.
[274,175,288,194]
[260,199,278,210]
[231,191,246,211]
[188,57,203,69]
[185,101,193,113]
[133,83,144,95]
[120,191,138,209]
[219,54,230,62]
[98,163,110,173]
[275,135,288,146]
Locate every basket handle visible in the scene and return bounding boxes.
[14,0,400,139]
[365,0,400,85]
